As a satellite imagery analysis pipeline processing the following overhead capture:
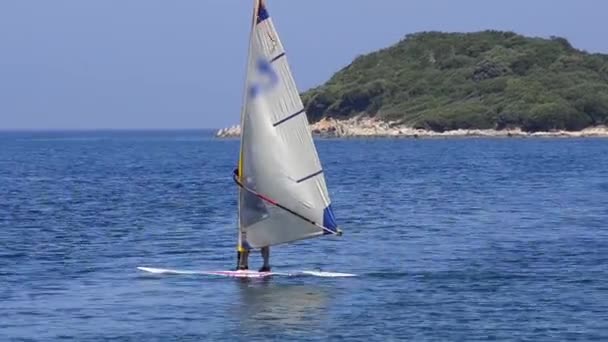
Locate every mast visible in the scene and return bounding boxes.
[236,0,260,267]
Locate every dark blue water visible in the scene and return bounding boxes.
[1,131,607,341]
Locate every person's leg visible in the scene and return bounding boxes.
[259,246,270,272]
[237,249,249,270]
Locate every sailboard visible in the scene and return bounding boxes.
[235,0,342,257]
[137,267,355,278]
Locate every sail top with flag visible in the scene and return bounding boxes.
[236,0,340,250]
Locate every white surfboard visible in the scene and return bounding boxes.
[137,267,356,278]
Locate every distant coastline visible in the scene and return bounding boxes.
[221,32,608,137]
[215,117,608,138]
[300,31,608,133]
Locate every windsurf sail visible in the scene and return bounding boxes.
[236,0,341,250]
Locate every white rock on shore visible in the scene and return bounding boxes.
[216,117,608,138]
[215,124,241,138]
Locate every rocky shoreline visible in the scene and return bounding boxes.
[215,117,608,138]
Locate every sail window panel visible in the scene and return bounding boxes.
[245,208,324,248]
[255,19,286,60]
[264,56,305,124]
[273,112,324,182]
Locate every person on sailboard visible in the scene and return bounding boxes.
[237,247,271,272]
[234,167,272,272]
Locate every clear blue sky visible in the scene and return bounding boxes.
[0,0,605,130]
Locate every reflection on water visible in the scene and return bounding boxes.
[234,280,329,330]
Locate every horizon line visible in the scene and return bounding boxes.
[0,127,223,132]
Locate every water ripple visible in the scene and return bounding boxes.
[1,132,607,341]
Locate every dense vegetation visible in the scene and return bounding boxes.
[302,31,608,131]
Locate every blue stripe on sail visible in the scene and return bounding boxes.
[249,58,278,98]
[322,204,338,234]
[257,3,269,23]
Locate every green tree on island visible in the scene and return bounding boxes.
[302,31,608,132]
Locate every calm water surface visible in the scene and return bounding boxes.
[1,131,607,341]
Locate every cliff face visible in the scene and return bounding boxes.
[216,117,608,138]
[301,31,608,132]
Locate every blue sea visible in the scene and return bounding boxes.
[1,130,607,341]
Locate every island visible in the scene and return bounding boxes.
[217,31,608,137]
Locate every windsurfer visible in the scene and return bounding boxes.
[237,246,271,272]
[234,166,271,272]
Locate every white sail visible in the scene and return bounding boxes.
[236,0,340,249]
